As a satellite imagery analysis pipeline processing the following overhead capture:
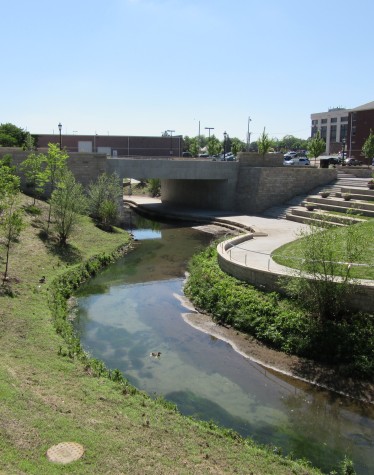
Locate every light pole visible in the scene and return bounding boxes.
[342,138,346,165]
[247,116,252,151]
[58,122,62,150]
[223,131,227,160]
[167,130,175,156]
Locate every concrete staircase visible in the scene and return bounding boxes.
[263,171,373,226]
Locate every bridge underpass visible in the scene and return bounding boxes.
[107,157,239,210]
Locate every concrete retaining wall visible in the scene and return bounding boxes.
[217,238,374,314]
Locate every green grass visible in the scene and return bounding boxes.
[272,220,374,280]
[0,195,323,474]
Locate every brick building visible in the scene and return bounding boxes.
[33,133,184,158]
[311,100,374,163]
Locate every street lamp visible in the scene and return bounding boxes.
[58,123,62,150]
[223,131,228,160]
[167,129,175,156]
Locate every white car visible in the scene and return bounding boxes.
[283,157,310,166]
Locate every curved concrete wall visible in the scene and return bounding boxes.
[217,237,374,314]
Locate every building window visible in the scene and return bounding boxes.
[321,119,327,124]
[330,125,337,142]
[341,116,348,122]
[331,118,337,123]
[312,119,318,126]
[320,126,327,140]
[340,124,347,140]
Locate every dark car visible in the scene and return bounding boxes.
[345,158,362,166]
[328,156,342,165]
[182,151,192,157]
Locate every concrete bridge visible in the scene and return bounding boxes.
[3,148,337,214]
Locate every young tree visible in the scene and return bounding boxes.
[87,173,123,229]
[39,143,69,231]
[19,152,45,204]
[231,137,246,156]
[307,131,326,164]
[362,129,374,161]
[0,165,24,283]
[207,135,221,156]
[257,128,272,158]
[50,170,87,245]
[189,137,199,157]
[284,217,366,321]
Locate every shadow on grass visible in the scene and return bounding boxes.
[38,230,82,264]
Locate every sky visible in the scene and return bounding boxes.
[1,0,373,143]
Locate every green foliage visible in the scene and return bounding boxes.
[185,244,374,378]
[339,456,356,475]
[19,152,45,204]
[281,218,367,320]
[22,132,35,151]
[0,192,25,281]
[0,123,27,147]
[257,127,273,158]
[207,135,221,156]
[87,172,122,228]
[50,170,87,245]
[362,129,374,159]
[307,131,326,162]
[148,178,161,197]
[188,136,200,157]
[231,137,246,155]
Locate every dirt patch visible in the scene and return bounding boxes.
[183,311,374,404]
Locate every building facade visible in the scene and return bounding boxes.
[311,101,374,163]
[33,133,184,158]
[310,107,349,155]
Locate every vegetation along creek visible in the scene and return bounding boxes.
[73,212,374,475]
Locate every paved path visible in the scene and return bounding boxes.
[124,196,309,275]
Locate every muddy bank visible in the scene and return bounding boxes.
[182,311,374,405]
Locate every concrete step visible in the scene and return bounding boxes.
[287,206,365,226]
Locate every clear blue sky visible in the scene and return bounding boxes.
[2,0,373,142]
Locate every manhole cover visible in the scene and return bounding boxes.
[47,442,84,464]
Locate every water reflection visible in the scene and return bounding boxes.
[74,214,374,475]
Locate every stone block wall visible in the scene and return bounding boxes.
[235,164,337,213]
[1,149,108,194]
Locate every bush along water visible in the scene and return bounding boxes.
[184,244,374,380]
[48,243,140,395]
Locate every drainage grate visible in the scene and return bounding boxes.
[47,442,84,464]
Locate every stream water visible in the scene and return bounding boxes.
[73,213,374,474]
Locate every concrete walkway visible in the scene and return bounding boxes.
[124,195,309,275]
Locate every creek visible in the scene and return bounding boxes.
[73,212,374,475]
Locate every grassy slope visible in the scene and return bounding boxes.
[0,195,322,475]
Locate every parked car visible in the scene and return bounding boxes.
[182,151,192,157]
[283,157,310,166]
[345,158,362,166]
[326,156,342,165]
[198,152,209,158]
[283,151,298,159]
